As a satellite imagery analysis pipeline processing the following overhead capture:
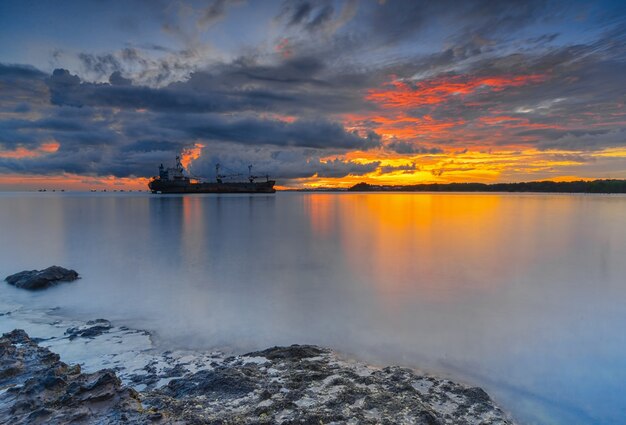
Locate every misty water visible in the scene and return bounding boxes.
[0,192,625,424]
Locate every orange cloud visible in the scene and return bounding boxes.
[371,113,464,139]
[0,142,60,159]
[180,143,205,168]
[366,74,546,108]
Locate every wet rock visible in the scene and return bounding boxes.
[0,329,163,424]
[462,386,492,404]
[65,319,112,340]
[246,344,326,361]
[163,366,258,398]
[5,266,79,290]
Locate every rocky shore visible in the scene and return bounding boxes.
[0,322,514,424]
[0,329,144,424]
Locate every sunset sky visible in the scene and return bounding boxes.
[1,0,625,189]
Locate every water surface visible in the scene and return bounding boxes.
[0,192,625,424]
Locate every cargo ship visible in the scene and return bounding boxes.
[148,156,276,194]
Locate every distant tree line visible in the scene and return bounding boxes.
[348,180,626,193]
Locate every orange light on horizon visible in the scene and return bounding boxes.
[290,146,626,188]
[0,173,150,191]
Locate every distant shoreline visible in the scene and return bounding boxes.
[287,179,626,193]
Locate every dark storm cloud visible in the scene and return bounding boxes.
[379,163,419,174]
[0,147,171,178]
[0,63,47,79]
[286,2,313,27]
[45,53,375,116]
[366,0,547,45]
[0,117,86,133]
[189,143,380,181]
[177,116,380,150]
[313,158,379,178]
[276,0,357,35]
[122,140,181,153]
[535,129,626,151]
[47,69,82,107]
[109,71,133,86]
[0,64,50,112]
[387,140,444,155]
[213,55,327,85]
[47,70,223,111]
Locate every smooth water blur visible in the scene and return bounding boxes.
[1,192,625,424]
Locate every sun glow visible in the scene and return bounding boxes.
[0,173,149,191]
[288,146,626,188]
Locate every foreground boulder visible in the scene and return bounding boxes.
[4,266,79,290]
[0,329,162,425]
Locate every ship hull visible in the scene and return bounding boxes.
[149,180,276,194]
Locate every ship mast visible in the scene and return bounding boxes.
[215,163,223,184]
[248,165,258,183]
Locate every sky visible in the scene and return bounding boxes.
[0,0,625,190]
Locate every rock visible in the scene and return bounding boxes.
[65,319,112,340]
[5,266,79,290]
[246,344,326,361]
[162,366,258,399]
[0,329,164,424]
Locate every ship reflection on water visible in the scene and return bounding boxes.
[0,192,625,424]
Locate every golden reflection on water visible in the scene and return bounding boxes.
[303,194,337,238]
[349,194,503,301]
[302,193,585,303]
[181,196,206,269]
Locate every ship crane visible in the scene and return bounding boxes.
[215,163,224,183]
[248,165,272,183]
[248,165,259,183]
[215,164,242,183]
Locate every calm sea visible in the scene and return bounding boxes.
[0,192,625,424]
